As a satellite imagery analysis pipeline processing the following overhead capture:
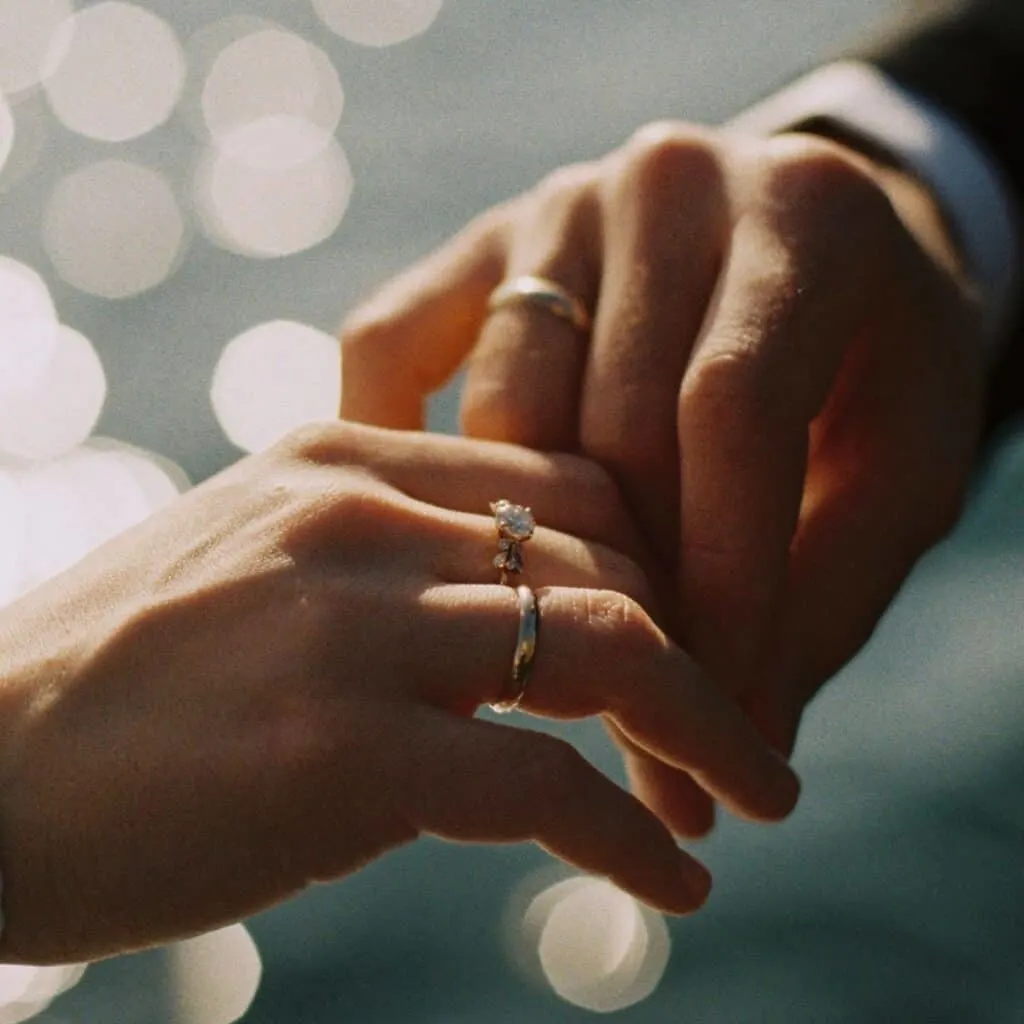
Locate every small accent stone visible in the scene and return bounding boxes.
[491,500,536,542]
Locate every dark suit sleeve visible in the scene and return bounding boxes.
[860,1,1024,436]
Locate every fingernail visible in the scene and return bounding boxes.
[767,753,802,818]
[679,857,712,909]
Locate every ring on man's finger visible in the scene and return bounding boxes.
[487,275,592,333]
[491,498,535,586]
[489,585,539,714]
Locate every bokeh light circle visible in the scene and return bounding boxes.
[519,876,672,1013]
[0,465,25,608]
[43,2,185,142]
[17,441,183,589]
[0,257,60,396]
[0,0,75,96]
[201,28,343,168]
[0,962,87,1023]
[43,160,186,299]
[195,139,352,258]
[211,320,341,452]
[311,0,444,47]
[0,90,13,177]
[170,925,262,1024]
[86,437,190,508]
[0,325,106,462]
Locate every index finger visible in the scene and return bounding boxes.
[340,211,508,429]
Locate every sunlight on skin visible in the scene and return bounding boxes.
[0,1,461,1017]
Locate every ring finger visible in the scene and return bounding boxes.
[460,165,602,451]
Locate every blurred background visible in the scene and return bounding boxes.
[1,0,1023,1021]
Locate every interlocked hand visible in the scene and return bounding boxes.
[341,122,984,834]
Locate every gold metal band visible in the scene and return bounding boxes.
[489,585,539,714]
[487,275,591,333]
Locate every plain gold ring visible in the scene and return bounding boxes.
[487,275,591,333]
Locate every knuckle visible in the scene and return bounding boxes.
[764,135,897,238]
[605,555,654,612]
[531,161,599,208]
[584,589,658,657]
[618,121,722,195]
[681,348,766,430]
[276,419,363,465]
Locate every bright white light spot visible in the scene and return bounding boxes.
[311,0,444,47]
[0,325,105,462]
[217,115,337,173]
[0,0,75,96]
[0,467,25,607]
[18,459,95,587]
[86,436,189,509]
[0,258,60,397]
[0,963,88,1023]
[17,444,175,588]
[0,963,32,1005]
[202,28,342,169]
[171,924,262,1024]
[44,2,185,142]
[211,320,341,452]
[18,963,86,1006]
[43,160,185,299]
[0,91,12,177]
[196,139,351,258]
[524,876,671,1013]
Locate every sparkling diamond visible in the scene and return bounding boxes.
[491,499,535,541]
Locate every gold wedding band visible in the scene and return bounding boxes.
[491,498,536,586]
[490,585,539,714]
[487,275,592,333]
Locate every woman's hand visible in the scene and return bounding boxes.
[340,124,984,832]
[0,421,797,964]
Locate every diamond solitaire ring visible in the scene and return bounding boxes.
[491,499,535,586]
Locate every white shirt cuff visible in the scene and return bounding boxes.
[727,61,1020,361]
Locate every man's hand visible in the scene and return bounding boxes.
[340,123,984,834]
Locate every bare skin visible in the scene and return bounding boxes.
[341,123,983,836]
[0,421,797,964]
